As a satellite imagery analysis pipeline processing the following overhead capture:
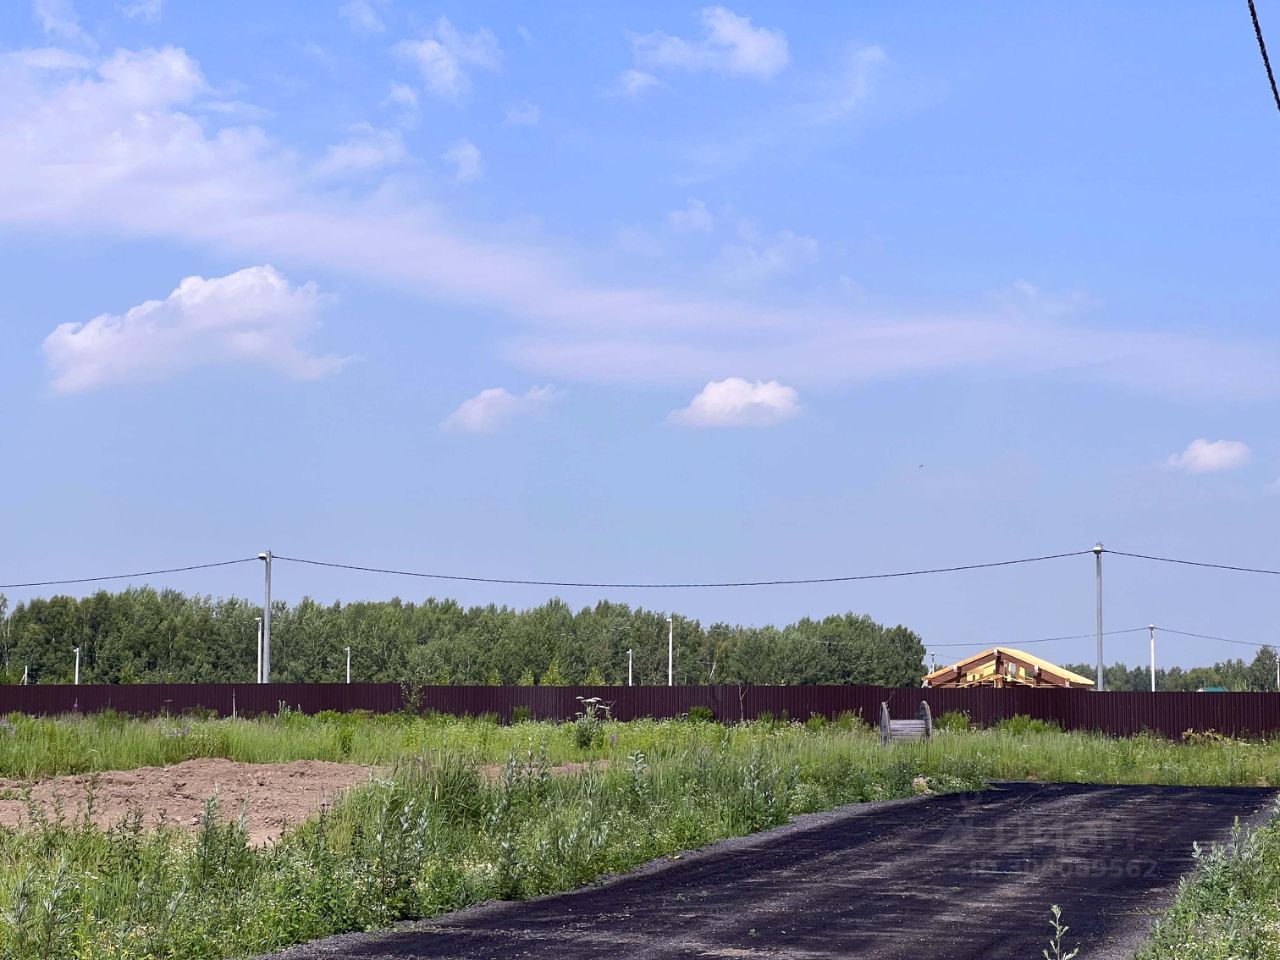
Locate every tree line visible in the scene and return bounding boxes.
[0,588,928,687]
[1063,653,1280,693]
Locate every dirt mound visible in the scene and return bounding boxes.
[0,759,374,845]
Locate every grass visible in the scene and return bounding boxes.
[1,710,1278,787]
[1136,809,1280,959]
[0,712,1277,958]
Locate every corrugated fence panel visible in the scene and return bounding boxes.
[0,685,1278,737]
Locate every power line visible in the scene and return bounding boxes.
[1155,626,1276,649]
[929,627,1149,649]
[1249,0,1280,112]
[1105,549,1280,576]
[0,558,258,590]
[273,550,1092,589]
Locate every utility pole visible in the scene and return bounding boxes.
[1148,624,1156,692]
[1094,543,1104,692]
[255,617,263,684]
[73,646,80,685]
[258,550,272,683]
[667,616,674,686]
[21,665,27,685]
[346,646,351,684]
[627,648,633,687]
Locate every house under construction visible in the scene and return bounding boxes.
[923,646,1095,689]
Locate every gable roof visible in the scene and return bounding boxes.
[924,646,1095,687]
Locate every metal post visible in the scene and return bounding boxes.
[1093,543,1104,692]
[346,646,351,684]
[255,617,263,684]
[259,550,272,683]
[1148,624,1156,692]
[627,648,633,686]
[73,646,80,685]
[21,665,27,685]
[667,616,674,686]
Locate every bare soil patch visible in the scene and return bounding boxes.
[0,758,374,845]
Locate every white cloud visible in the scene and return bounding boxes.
[339,0,385,34]
[667,197,714,233]
[442,138,482,183]
[669,378,800,427]
[120,0,163,22]
[313,124,404,179]
[633,6,789,80]
[43,266,346,392]
[715,229,818,285]
[3,45,1280,403]
[1166,439,1252,473]
[395,18,500,99]
[34,0,93,46]
[382,81,418,125]
[809,45,888,123]
[504,101,540,126]
[616,68,659,97]
[442,385,558,433]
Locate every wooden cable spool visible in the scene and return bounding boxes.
[880,700,934,746]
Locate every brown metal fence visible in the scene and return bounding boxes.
[0,684,1278,738]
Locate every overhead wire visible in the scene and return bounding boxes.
[272,550,1092,589]
[1154,626,1275,649]
[0,557,258,590]
[1105,549,1280,576]
[1249,0,1280,112]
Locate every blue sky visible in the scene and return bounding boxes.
[2,0,1280,671]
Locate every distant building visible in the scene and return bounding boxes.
[924,647,1095,689]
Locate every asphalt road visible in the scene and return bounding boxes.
[266,782,1276,960]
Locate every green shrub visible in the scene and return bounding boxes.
[571,697,609,750]
[832,710,866,732]
[994,714,1060,735]
[686,705,714,723]
[511,705,532,724]
[804,713,828,732]
[936,710,971,732]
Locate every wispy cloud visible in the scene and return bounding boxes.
[633,6,789,80]
[33,0,94,47]
[43,266,346,392]
[807,45,888,123]
[504,101,540,126]
[669,378,800,427]
[442,385,558,433]
[1166,439,1252,473]
[615,68,659,98]
[442,138,482,183]
[714,228,817,285]
[120,0,163,23]
[395,18,501,100]
[312,124,404,179]
[666,198,714,233]
[339,0,385,35]
[2,45,1279,403]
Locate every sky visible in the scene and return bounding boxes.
[2,0,1280,673]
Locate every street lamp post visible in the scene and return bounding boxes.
[667,616,674,687]
[258,551,272,683]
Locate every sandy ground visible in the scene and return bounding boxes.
[0,758,609,847]
[0,758,375,845]
[263,782,1278,960]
